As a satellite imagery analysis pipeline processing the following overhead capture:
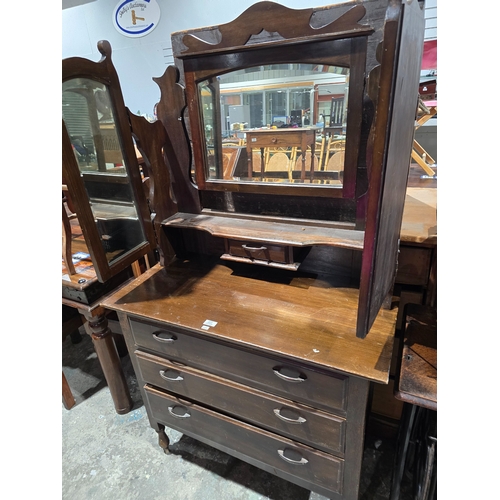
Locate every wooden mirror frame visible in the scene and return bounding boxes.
[62,40,157,283]
[160,0,425,338]
[173,1,372,203]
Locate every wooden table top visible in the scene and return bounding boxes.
[400,187,437,246]
[102,258,397,384]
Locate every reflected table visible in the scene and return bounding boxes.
[245,127,320,182]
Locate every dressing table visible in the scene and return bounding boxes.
[76,1,425,497]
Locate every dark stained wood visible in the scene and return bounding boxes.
[357,0,425,338]
[144,385,344,498]
[62,41,157,282]
[164,0,425,339]
[92,3,430,498]
[129,316,349,414]
[397,187,437,308]
[81,306,133,414]
[180,36,367,202]
[62,371,76,410]
[176,2,372,57]
[127,110,178,265]
[163,212,364,249]
[153,66,201,214]
[394,304,437,411]
[136,350,346,455]
[101,260,395,384]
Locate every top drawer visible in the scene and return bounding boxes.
[129,317,348,414]
[249,132,302,148]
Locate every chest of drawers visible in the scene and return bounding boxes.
[102,260,396,499]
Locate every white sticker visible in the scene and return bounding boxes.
[203,320,218,327]
[201,325,210,330]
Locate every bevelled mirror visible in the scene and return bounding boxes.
[62,41,156,283]
[199,63,350,185]
[179,33,367,201]
[163,0,425,338]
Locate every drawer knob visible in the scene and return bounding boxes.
[159,369,184,382]
[167,405,191,419]
[277,448,308,465]
[152,331,177,343]
[273,408,306,424]
[273,366,306,383]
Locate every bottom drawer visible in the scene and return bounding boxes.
[144,385,344,497]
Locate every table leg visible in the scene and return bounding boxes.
[83,310,133,414]
[62,371,76,410]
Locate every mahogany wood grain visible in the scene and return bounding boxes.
[136,350,346,455]
[153,66,201,215]
[175,2,371,57]
[129,316,348,414]
[63,277,136,414]
[63,41,157,282]
[357,0,425,338]
[128,110,178,265]
[101,259,395,384]
[82,306,133,414]
[163,212,364,249]
[62,371,76,410]
[144,385,344,498]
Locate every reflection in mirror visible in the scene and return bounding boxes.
[62,78,146,264]
[199,63,349,185]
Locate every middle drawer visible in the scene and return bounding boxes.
[136,350,346,456]
[129,317,348,414]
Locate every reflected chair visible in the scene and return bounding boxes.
[264,151,292,181]
[323,150,345,185]
[291,150,320,182]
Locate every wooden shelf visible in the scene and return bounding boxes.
[162,212,364,250]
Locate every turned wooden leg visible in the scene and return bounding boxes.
[83,310,133,414]
[156,423,170,454]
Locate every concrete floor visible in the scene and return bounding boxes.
[62,321,414,500]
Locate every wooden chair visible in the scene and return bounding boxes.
[291,150,320,182]
[264,151,291,181]
[323,150,345,184]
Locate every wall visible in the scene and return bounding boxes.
[63,0,437,117]
[63,0,346,117]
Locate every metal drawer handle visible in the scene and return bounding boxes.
[242,244,267,252]
[152,331,177,343]
[273,408,306,424]
[159,370,184,382]
[167,405,190,419]
[277,449,308,465]
[273,367,306,383]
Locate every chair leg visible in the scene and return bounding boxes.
[62,371,76,410]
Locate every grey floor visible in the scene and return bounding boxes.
[62,321,413,500]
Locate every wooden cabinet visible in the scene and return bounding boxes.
[102,259,397,499]
[95,0,426,497]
